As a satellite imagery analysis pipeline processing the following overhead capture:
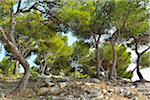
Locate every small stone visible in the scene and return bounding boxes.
[45,81,55,87]
[67,95,74,99]
[1,93,5,98]
[84,82,93,86]
[119,88,128,96]
[90,78,101,83]
[80,94,89,100]
[126,93,134,99]
[102,89,108,95]
[145,83,150,89]
[50,85,60,94]
[107,89,113,95]
[37,87,49,95]
[88,90,101,97]
[51,96,66,100]
[59,82,68,88]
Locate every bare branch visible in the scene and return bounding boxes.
[132,36,139,56]
[20,2,38,13]
[97,34,101,43]
[0,27,9,42]
[140,46,150,56]
[15,0,22,15]
[90,31,96,43]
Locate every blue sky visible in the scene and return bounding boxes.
[62,32,77,45]
[0,44,5,61]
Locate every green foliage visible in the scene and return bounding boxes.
[100,43,131,78]
[30,66,40,77]
[121,70,133,79]
[72,40,92,64]
[71,41,95,77]
[0,0,17,28]
[0,57,17,77]
[0,57,11,74]
[15,11,49,38]
[113,0,149,37]
[34,34,73,75]
[140,51,150,69]
[0,0,149,81]
[59,0,95,38]
[49,34,73,57]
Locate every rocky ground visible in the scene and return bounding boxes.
[0,77,150,100]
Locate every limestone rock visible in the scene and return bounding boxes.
[37,87,50,96]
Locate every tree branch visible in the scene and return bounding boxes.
[132,36,139,56]
[15,0,22,15]
[20,2,38,13]
[97,34,101,43]
[140,46,150,56]
[90,31,96,43]
[0,27,9,42]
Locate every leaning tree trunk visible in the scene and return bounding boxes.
[8,40,30,91]
[1,29,30,91]
[0,14,30,92]
[132,36,147,81]
[110,40,117,81]
[136,55,144,80]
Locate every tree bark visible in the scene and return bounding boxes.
[41,52,48,76]
[136,55,144,80]
[132,36,150,81]
[110,40,117,81]
[6,39,30,91]
[13,61,19,75]
[0,14,30,92]
[95,42,101,79]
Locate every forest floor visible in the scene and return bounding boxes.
[0,77,150,100]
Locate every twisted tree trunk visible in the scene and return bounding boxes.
[132,36,149,81]
[0,11,30,92]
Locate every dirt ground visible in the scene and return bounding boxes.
[0,78,150,100]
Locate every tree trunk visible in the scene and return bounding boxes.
[95,43,101,79]
[41,65,46,76]
[41,52,48,76]
[0,1,32,92]
[110,41,117,81]
[136,55,144,80]
[13,61,19,75]
[11,47,30,91]
[7,41,30,92]
[131,36,150,81]
[16,66,30,90]
[0,25,30,92]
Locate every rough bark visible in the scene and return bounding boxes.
[0,10,30,92]
[41,52,48,76]
[13,61,19,75]
[95,42,101,79]
[110,40,117,81]
[91,33,104,79]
